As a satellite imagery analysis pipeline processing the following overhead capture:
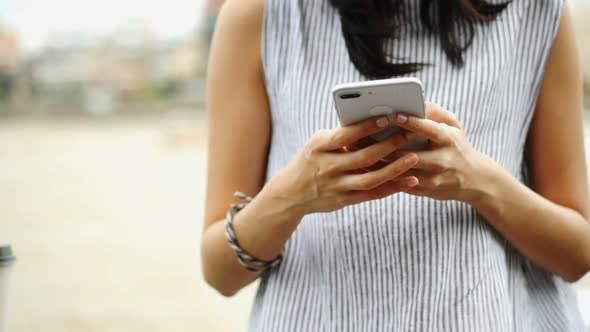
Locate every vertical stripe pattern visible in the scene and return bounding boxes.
[249,0,586,331]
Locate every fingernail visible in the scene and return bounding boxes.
[396,113,408,123]
[405,154,418,166]
[406,178,418,187]
[376,117,390,128]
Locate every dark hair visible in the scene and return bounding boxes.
[329,0,511,79]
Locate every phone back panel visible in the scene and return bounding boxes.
[332,78,427,148]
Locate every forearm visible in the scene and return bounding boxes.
[470,157,590,282]
[201,186,305,296]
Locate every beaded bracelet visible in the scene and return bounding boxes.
[225,191,283,274]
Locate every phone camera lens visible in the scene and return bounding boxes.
[340,93,361,99]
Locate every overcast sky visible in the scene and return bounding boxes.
[0,0,587,53]
[0,0,206,52]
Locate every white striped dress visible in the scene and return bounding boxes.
[250,0,586,330]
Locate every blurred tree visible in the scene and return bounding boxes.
[0,73,14,102]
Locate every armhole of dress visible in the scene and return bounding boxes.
[540,0,566,67]
[530,0,566,102]
[521,0,566,188]
[260,0,273,98]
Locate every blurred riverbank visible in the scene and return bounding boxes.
[0,110,256,331]
[1,110,589,331]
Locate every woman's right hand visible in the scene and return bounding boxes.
[264,116,420,215]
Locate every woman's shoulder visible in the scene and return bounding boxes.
[210,0,265,68]
[208,0,266,85]
[216,0,265,34]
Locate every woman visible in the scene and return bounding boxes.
[202,0,590,330]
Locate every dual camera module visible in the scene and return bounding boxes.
[339,91,372,99]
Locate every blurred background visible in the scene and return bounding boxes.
[0,0,589,331]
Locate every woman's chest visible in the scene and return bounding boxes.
[268,1,535,165]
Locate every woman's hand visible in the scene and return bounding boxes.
[393,103,490,203]
[263,116,421,215]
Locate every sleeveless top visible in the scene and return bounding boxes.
[250,0,586,331]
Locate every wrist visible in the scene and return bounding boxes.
[230,185,305,262]
[257,180,309,221]
[463,152,502,209]
[261,167,317,219]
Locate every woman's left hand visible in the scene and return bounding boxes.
[393,103,491,203]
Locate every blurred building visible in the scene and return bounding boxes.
[29,19,203,114]
[34,20,158,95]
[4,1,590,114]
[154,39,201,82]
[0,26,21,103]
[0,27,20,71]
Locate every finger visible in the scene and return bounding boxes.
[350,131,422,153]
[412,150,451,171]
[415,174,443,189]
[349,168,366,175]
[383,148,422,163]
[334,147,348,153]
[397,170,437,191]
[328,131,412,172]
[361,159,390,172]
[394,167,445,192]
[425,103,462,129]
[341,176,419,204]
[338,153,419,190]
[397,168,429,179]
[321,116,392,151]
[345,136,379,152]
[405,174,444,197]
[394,113,450,144]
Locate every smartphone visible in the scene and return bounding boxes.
[332,77,428,150]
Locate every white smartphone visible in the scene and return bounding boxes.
[332,77,428,150]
